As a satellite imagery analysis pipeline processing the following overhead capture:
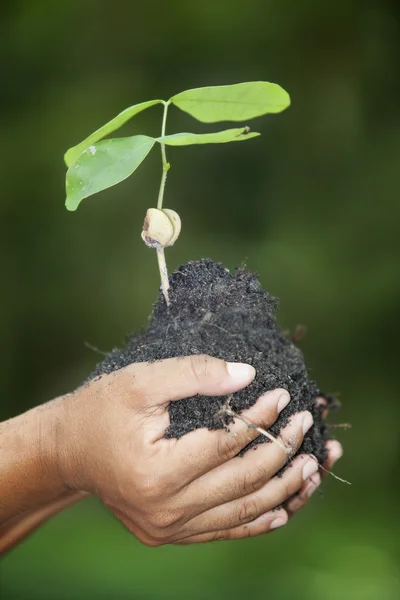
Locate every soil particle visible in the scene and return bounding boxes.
[91,259,337,465]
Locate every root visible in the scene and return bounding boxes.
[84,341,108,356]
[156,247,170,306]
[217,396,352,485]
[291,324,308,344]
[283,324,308,343]
[217,396,289,454]
[315,460,351,485]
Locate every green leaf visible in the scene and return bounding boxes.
[65,135,155,211]
[170,82,290,123]
[157,127,260,146]
[64,100,163,167]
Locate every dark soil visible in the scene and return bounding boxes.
[91,259,337,465]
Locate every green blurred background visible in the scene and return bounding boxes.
[1,0,399,598]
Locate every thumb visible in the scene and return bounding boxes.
[124,355,256,406]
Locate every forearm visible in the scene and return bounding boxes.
[0,491,86,553]
[0,397,78,552]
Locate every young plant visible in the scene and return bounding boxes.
[64,81,290,304]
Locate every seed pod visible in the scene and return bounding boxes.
[141,208,174,248]
[141,208,181,248]
[162,209,181,246]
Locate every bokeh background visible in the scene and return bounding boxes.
[1,0,399,598]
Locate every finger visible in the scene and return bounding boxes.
[322,440,343,477]
[124,355,255,408]
[285,439,343,516]
[285,471,321,515]
[175,508,288,544]
[183,410,313,510]
[180,453,318,536]
[164,388,292,484]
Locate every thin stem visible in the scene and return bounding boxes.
[157,101,170,210]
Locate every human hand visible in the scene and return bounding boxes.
[57,355,317,546]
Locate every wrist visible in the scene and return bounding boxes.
[38,395,76,494]
[54,385,95,493]
[51,390,85,492]
[24,398,74,499]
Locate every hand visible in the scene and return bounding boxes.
[57,355,316,546]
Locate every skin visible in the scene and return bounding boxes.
[0,355,342,554]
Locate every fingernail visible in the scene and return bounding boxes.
[226,362,256,384]
[277,391,290,413]
[302,458,319,481]
[270,517,286,530]
[302,411,314,434]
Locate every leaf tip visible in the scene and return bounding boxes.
[65,197,78,212]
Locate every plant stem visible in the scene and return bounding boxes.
[156,101,171,305]
[157,101,170,210]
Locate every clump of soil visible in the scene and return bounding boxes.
[92,259,337,464]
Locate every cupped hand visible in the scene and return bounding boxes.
[57,355,315,546]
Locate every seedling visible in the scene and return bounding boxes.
[64,82,290,303]
[66,81,347,481]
